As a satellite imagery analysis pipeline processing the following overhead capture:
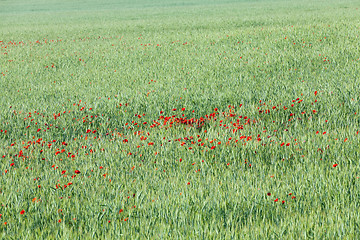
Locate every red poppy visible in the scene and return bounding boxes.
[75,170,80,174]
[333,164,338,167]
[20,209,25,215]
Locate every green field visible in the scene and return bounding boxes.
[1,0,360,238]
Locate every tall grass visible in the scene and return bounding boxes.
[1,0,360,238]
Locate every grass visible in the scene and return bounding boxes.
[1,0,360,238]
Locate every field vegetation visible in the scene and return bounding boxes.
[1,0,360,238]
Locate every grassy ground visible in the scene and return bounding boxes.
[1,0,360,238]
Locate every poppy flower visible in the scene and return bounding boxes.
[75,170,80,174]
[20,209,25,215]
[333,164,338,167]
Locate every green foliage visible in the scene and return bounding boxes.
[1,0,360,238]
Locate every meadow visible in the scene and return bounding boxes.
[1,0,360,238]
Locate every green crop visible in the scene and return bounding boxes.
[1,0,360,238]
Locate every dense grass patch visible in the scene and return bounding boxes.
[1,0,360,238]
